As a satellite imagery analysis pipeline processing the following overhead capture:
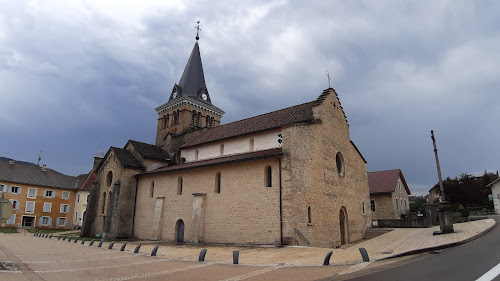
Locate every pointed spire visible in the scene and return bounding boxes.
[169,22,211,104]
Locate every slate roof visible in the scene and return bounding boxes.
[0,157,80,189]
[182,101,317,148]
[127,140,170,161]
[169,41,211,104]
[110,147,144,169]
[368,169,410,195]
[141,148,283,176]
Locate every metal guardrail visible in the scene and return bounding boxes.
[469,210,496,216]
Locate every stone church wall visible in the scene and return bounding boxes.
[281,90,371,248]
[134,158,281,245]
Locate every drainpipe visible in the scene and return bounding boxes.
[279,158,283,245]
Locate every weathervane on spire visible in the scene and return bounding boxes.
[326,71,331,88]
[195,21,201,41]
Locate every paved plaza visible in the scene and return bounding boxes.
[0,218,496,281]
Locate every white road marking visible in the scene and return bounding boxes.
[34,259,168,273]
[97,263,210,281]
[476,262,500,281]
[337,262,372,275]
[220,267,280,281]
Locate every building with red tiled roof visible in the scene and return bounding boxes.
[83,34,371,248]
[368,169,411,220]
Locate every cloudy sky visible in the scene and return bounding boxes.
[1,0,498,195]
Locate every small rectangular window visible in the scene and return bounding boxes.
[62,191,70,200]
[60,204,69,213]
[26,201,35,213]
[6,214,15,225]
[43,202,52,213]
[77,194,80,203]
[9,199,19,210]
[370,200,376,212]
[27,188,37,198]
[43,190,54,198]
[57,217,67,227]
[40,217,51,226]
[0,184,6,193]
[10,186,20,194]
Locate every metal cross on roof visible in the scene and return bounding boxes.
[195,21,201,40]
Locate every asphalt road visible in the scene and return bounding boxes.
[336,216,500,281]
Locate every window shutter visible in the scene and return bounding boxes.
[48,217,52,226]
[64,219,68,226]
[56,218,60,226]
[67,205,70,213]
[39,218,43,226]
[17,187,22,194]
[60,205,64,213]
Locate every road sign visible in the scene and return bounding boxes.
[0,196,14,223]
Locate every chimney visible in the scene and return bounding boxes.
[93,156,103,169]
[9,159,14,165]
[42,164,47,171]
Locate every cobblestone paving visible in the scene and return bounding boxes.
[0,218,495,281]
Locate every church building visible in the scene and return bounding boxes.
[82,31,371,248]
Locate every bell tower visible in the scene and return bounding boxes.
[155,22,224,148]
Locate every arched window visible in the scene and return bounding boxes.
[191,110,197,125]
[102,192,106,214]
[211,117,214,127]
[150,181,154,198]
[249,138,254,151]
[106,171,113,187]
[195,149,199,160]
[265,165,272,187]
[308,206,312,224]
[109,192,113,209]
[177,177,183,195]
[336,152,345,176]
[215,172,221,193]
[206,115,211,128]
[174,110,179,125]
[197,112,202,126]
[220,144,224,156]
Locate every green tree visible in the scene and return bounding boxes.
[410,196,427,213]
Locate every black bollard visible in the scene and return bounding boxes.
[151,246,159,256]
[89,239,96,246]
[323,251,333,266]
[97,240,104,247]
[199,249,207,262]
[134,244,142,254]
[233,250,239,265]
[81,238,86,245]
[120,242,128,251]
[359,248,370,262]
[74,238,79,243]
[49,234,53,239]
[68,237,73,242]
[108,241,115,249]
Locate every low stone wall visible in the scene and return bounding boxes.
[374,218,429,228]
